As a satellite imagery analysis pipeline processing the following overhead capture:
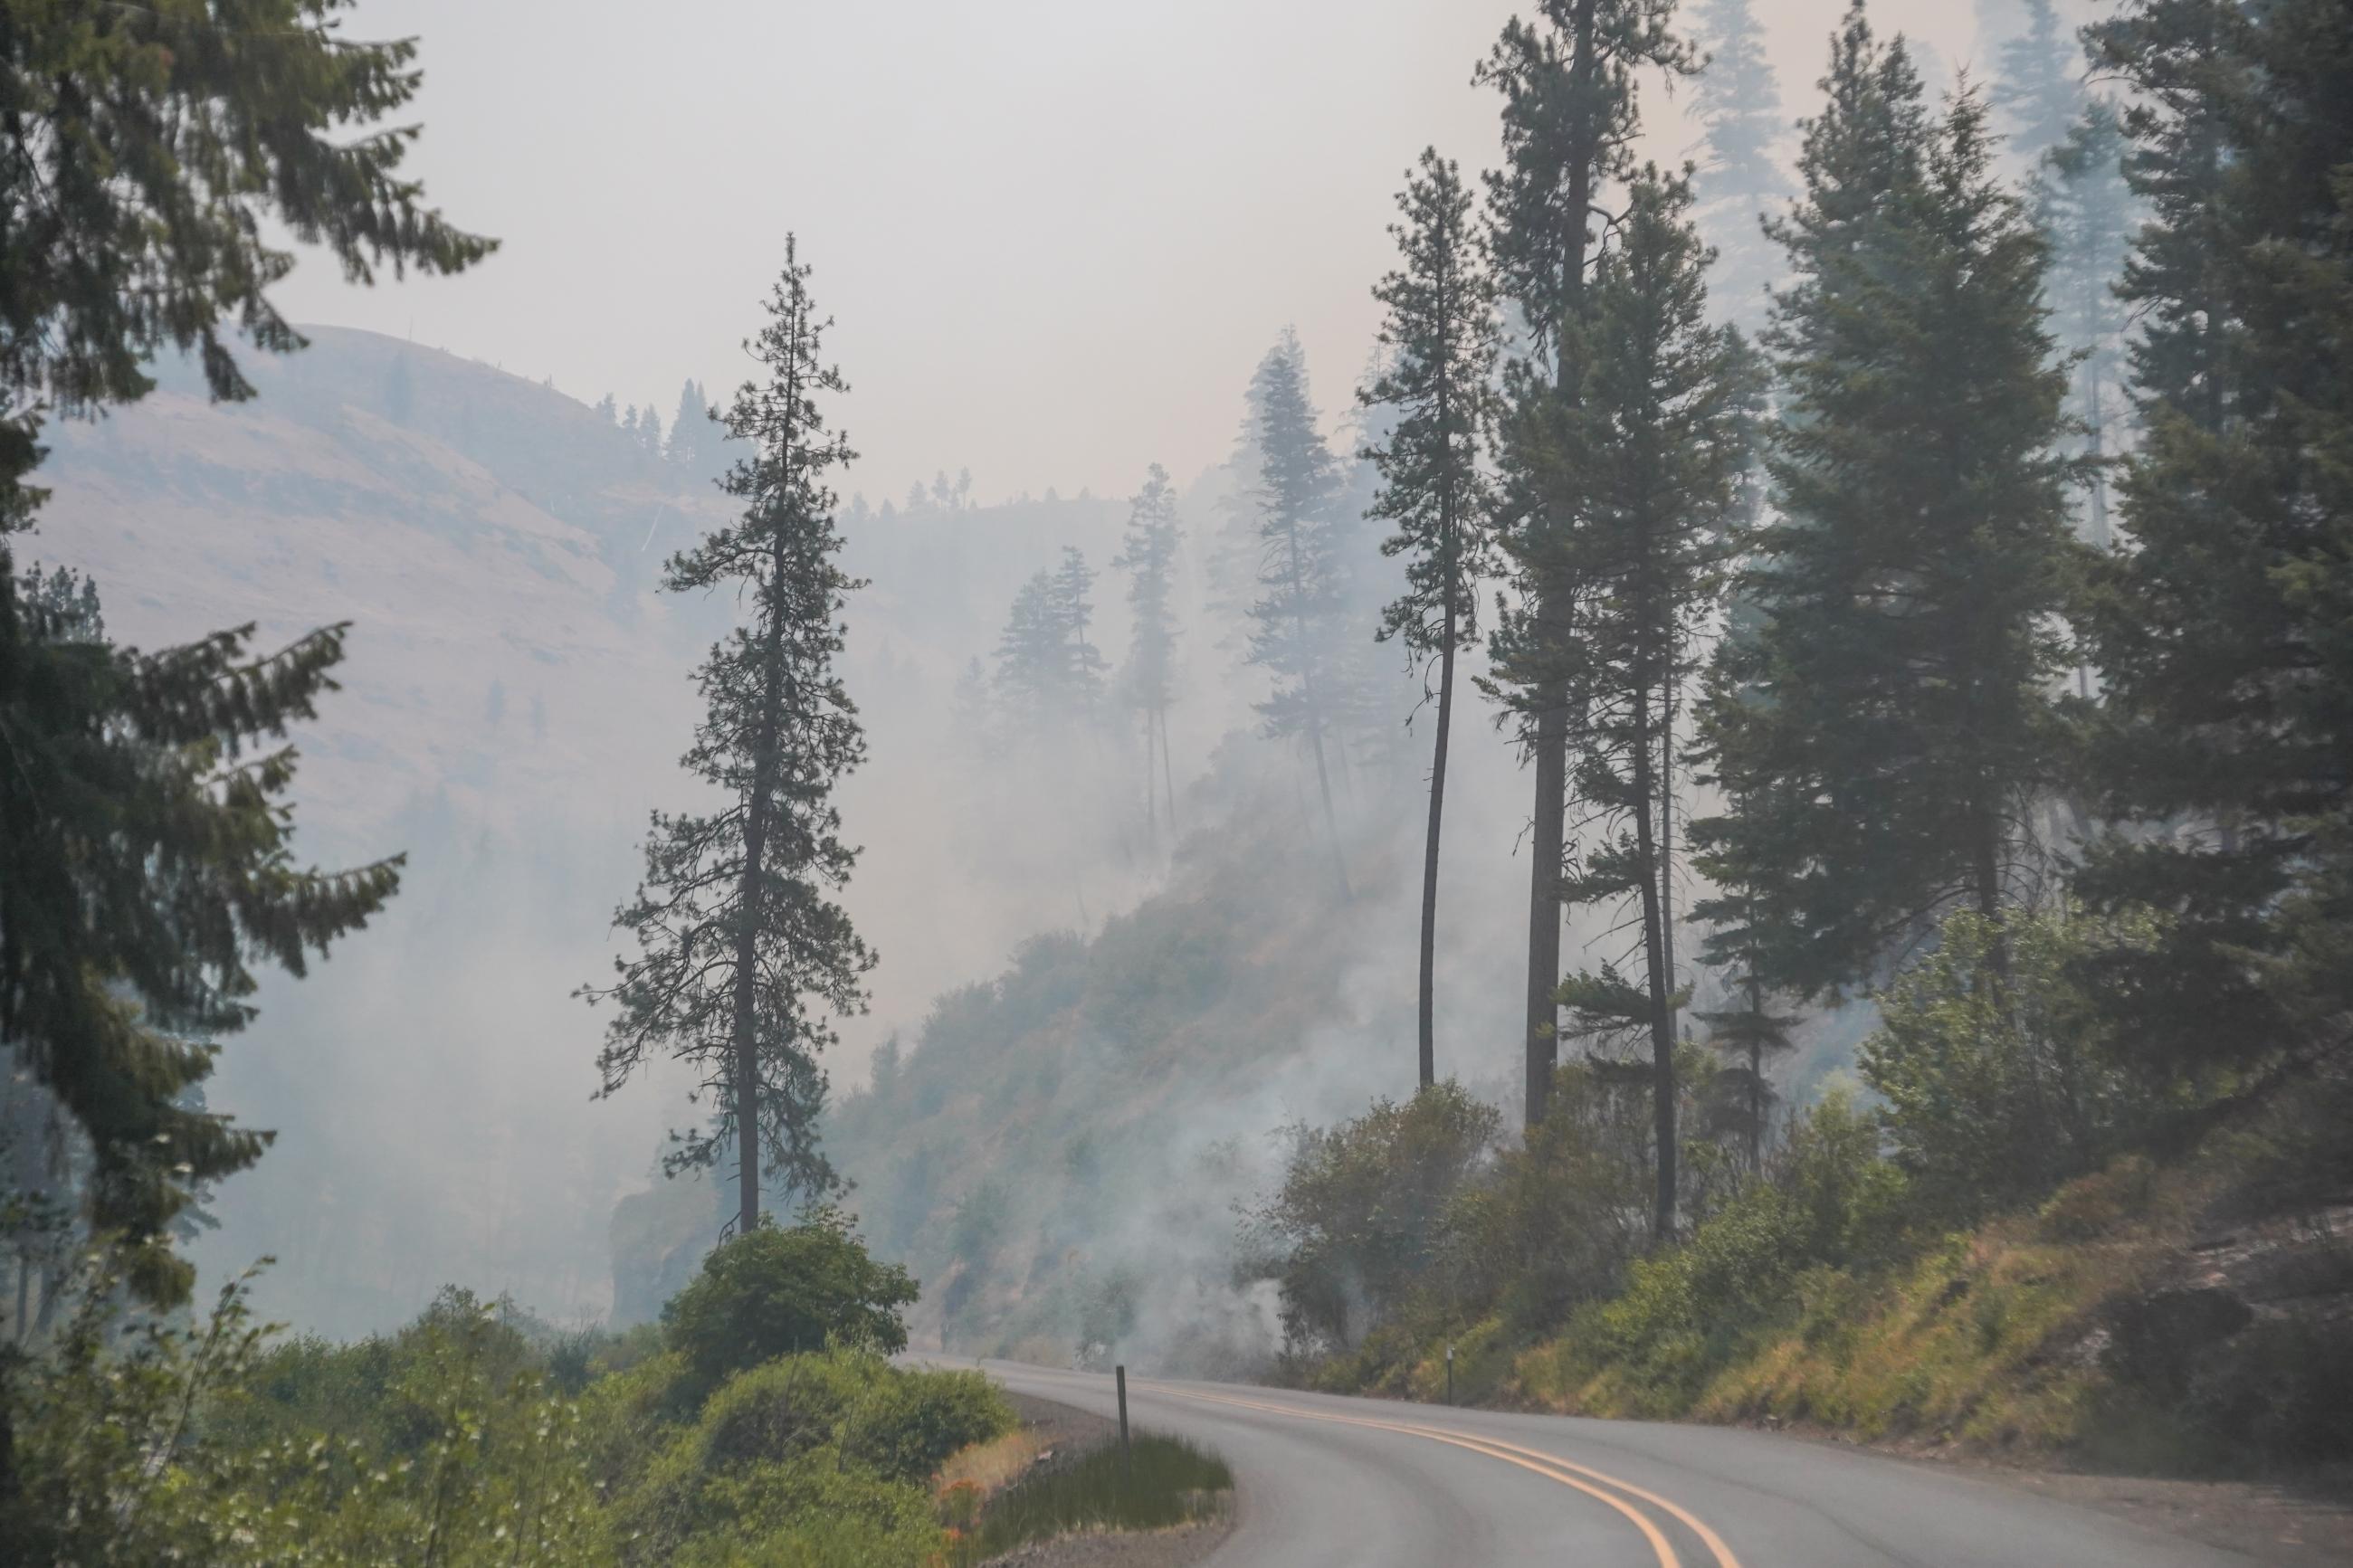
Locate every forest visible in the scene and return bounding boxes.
[2,0,2349,1562]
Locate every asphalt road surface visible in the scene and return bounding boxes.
[952,1359,2266,1568]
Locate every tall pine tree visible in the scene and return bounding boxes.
[1113,464,1184,846]
[1687,0,1795,328]
[1542,169,1749,1237]
[2072,0,2353,1085]
[1479,0,1691,1126]
[1246,332,1354,898]
[1694,5,2083,1000]
[587,242,875,1239]
[2034,99,2138,553]
[1365,148,1500,1090]
[1992,0,2081,169]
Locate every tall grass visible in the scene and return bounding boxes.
[950,1431,1231,1563]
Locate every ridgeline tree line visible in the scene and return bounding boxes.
[0,0,2347,1555]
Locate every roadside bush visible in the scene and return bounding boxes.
[608,1349,1004,1566]
[663,1205,917,1407]
[1862,906,2164,1226]
[9,1265,611,1567]
[1243,1081,1500,1353]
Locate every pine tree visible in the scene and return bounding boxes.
[1992,0,2081,168]
[586,242,875,1240]
[1048,546,1108,725]
[995,548,1104,735]
[1687,0,1795,328]
[1693,6,2083,1000]
[2072,0,2353,1083]
[1691,884,1802,1174]
[1112,464,1184,846]
[2033,99,2137,552]
[1362,148,1500,1088]
[638,404,665,458]
[670,379,712,473]
[1246,332,1354,898]
[2,574,400,1310]
[1538,169,1750,1237]
[1478,0,1692,1126]
[0,0,486,1328]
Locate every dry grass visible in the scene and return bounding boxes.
[937,1425,1054,1500]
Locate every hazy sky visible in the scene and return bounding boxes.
[281,0,1997,507]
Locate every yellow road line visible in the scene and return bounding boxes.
[1143,1383,1742,1568]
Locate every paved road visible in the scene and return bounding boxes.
[951,1359,2263,1568]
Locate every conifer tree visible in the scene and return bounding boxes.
[586,242,875,1240]
[1539,169,1749,1236]
[1362,149,1500,1088]
[1112,464,1184,845]
[1691,885,1802,1174]
[1993,0,2080,168]
[670,379,714,474]
[0,0,486,1326]
[2073,0,2353,1082]
[1693,6,2083,1000]
[2033,99,2137,551]
[1246,333,1354,898]
[1687,0,1795,328]
[995,549,1105,735]
[638,404,664,458]
[1478,0,1691,1126]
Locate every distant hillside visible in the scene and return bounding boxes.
[22,328,1148,1335]
[605,751,1425,1372]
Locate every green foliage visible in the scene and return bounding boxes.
[662,1208,918,1407]
[0,567,401,1306]
[957,1431,1231,1563]
[2074,0,2353,1088]
[1694,5,2085,1001]
[1542,1088,1907,1411]
[1861,906,2171,1224]
[605,1346,1004,1567]
[7,1269,609,1567]
[1245,1082,1500,1353]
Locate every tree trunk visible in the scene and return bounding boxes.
[1632,675,1678,1240]
[1419,613,1457,1089]
[1526,0,1600,1130]
[1142,709,1159,854]
[1157,706,1177,839]
[1285,521,1350,900]
[1747,984,1765,1177]
[1659,630,1679,1048]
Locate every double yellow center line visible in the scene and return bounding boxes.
[1141,1383,1743,1568]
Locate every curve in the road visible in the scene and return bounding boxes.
[951,1357,2265,1567]
[1159,1383,1728,1568]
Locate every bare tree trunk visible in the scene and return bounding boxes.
[1142,710,1159,854]
[1632,675,1677,1240]
[1284,524,1350,901]
[1419,614,1458,1089]
[1659,631,1679,1048]
[1157,707,1177,839]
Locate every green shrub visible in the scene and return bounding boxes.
[662,1205,917,1407]
[1862,906,2164,1225]
[607,1348,1010,1566]
[1244,1081,1500,1353]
